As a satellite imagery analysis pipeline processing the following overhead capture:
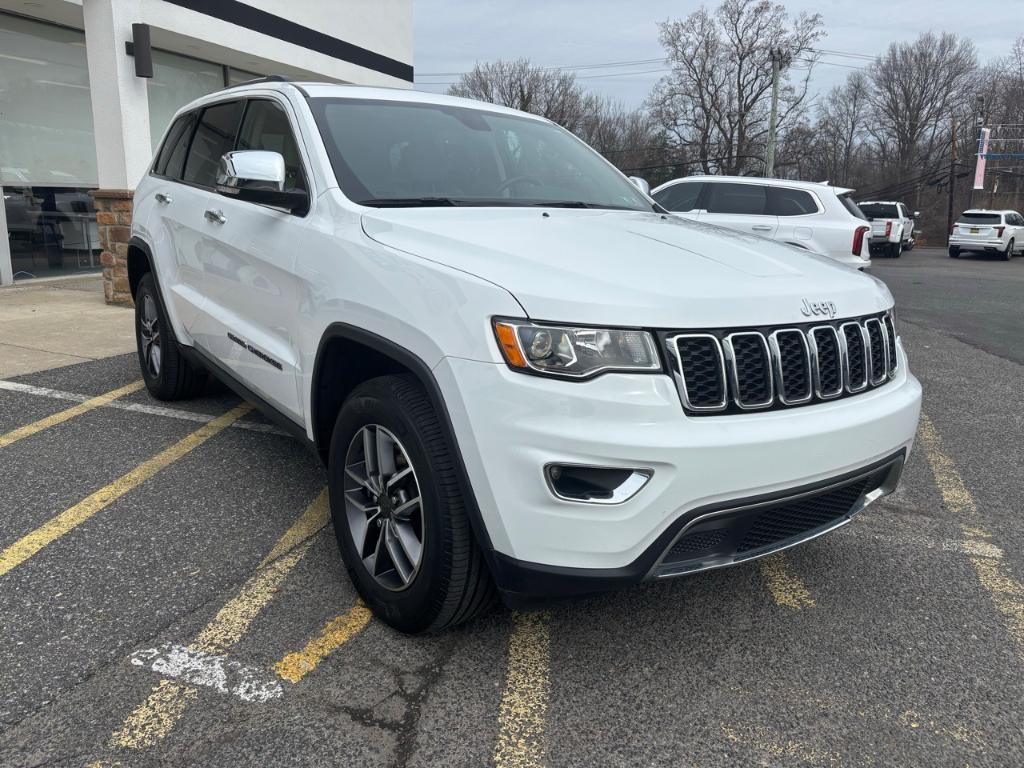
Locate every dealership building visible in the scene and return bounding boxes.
[0,0,413,294]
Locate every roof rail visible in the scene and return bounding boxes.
[214,75,309,96]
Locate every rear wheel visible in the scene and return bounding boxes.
[328,374,494,633]
[134,273,207,400]
[948,247,960,258]
[888,241,903,258]
[1002,239,1014,261]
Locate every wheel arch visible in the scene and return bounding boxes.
[127,236,155,300]
[311,323,497,557]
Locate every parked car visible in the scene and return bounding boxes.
[129,80,922,633]
[948,210,1024,260]
[650,175,872,270]
[858,201,917,258]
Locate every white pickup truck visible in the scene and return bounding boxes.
[858,201,917,258]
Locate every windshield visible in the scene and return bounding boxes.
[859,203,898,219]
[839,193,867,220]
[309,98,655,211]
[958,212,1001,225]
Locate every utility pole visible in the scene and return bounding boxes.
[946,120,957,241]
[765,48,781,178]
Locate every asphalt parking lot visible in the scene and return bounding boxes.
[0,245,1022,767]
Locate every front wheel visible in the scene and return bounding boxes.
[134,273,207,400]
[328,374,494,633]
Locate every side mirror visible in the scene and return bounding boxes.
[216,151,308,213]
[913,211,920,218]
[628,176,651,195]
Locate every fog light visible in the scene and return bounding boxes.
[544,464,652,504]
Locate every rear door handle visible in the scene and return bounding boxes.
[751,225,772,232]
[155,192,172,205]
[204,209,226,224]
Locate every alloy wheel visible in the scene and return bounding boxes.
[139,294,162,378]
[343,424,424,591]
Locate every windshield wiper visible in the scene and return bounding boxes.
[357,197,460,207]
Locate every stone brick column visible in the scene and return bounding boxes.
[90,189,134,305]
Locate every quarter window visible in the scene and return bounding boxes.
[237,100,308,193]
[182,100,244,187]
[154,113,195,180]
[767,187,818,216]
[706,182,767,215]
[653,182,703,212]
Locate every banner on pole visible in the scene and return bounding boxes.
[973,128,990,190]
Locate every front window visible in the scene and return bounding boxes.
[308,98,655,211]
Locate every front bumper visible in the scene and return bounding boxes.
[435,345,922,595]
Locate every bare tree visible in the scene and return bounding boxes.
[447,58,597,133]
[865,32,977,182]
[648,0,824,176]
[807,72,870,186]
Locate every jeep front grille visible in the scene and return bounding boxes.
[666,311,898,415]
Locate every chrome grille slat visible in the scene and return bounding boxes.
[669,313,898,416]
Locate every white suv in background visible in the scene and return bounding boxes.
[129,79,921,633]
[948,210,1024,260]
[651,176,872,270]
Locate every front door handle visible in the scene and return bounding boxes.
[155,192,172,205]
[751,225,773,232]
[204,209,226,224]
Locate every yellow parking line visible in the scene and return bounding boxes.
[919,413,1024,661]
[274,602,373,683]
[0,403,251,578]
[110,489,329,750]
[760,553,816,609]
[493,612,551,768]
[0,380,144,449]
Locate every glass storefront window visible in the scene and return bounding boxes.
[148,50,225,152]
[4,186,101,279]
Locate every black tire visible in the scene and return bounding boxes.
[1002,239,1014,261]
[904,239,915,251]
[328,374,494,633]
[134,272,207,400]
[948,247,960,258]
[888,241,902,258]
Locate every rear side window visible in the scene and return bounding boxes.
[237,100,307,193]
[768,187,818,216]
[183,100,244,187]
[838,193,867,220]
[653,182,703,212]
[706,182,767,215]
[154,113,195,180]
[959,212,1002,225]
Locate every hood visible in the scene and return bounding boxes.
[361,208,892,328]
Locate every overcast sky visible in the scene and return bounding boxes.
[413,0,1019,109]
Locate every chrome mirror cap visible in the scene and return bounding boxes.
[216,150,286,194]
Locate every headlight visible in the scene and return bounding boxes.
[492,319,661,379]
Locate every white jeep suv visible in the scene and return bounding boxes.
[129,79,922,633]
[651,175,872,270]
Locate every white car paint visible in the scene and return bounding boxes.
[133,82,921,579]
[948,209,1024,259]
[651,175,872,270]
[858,200,916,258]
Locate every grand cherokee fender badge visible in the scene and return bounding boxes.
[800,298,837,319]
